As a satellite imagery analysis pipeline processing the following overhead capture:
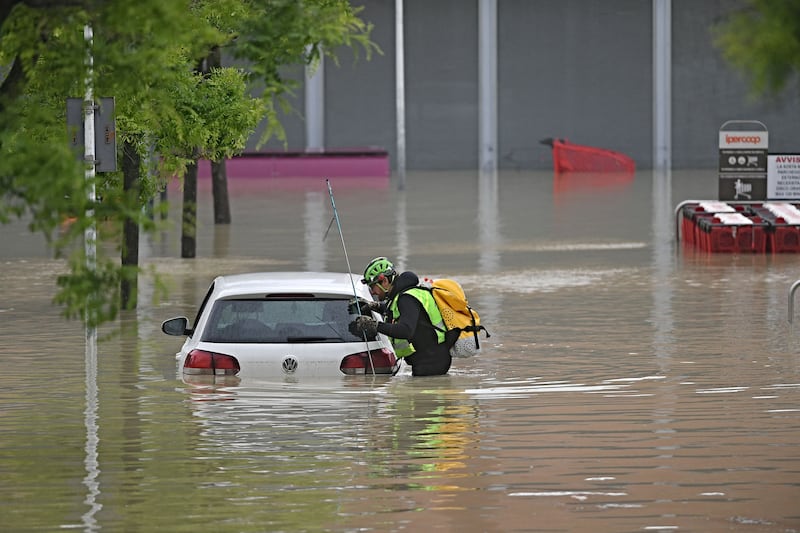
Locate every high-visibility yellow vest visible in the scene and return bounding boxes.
[388,287,446,358]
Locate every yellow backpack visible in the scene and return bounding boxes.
[425,278,490,358]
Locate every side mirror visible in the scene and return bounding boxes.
[162,317,190,336]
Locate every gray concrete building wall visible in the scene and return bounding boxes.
[404,0,479,169]
[497,0,652,170]
[248,0,800,170]
[326,0,397,155]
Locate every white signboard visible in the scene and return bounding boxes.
[768,154,800,200]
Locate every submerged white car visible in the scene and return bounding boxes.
[162,272,398,378]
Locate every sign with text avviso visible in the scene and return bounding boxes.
[718,120,768,201]
[768,154,800,200]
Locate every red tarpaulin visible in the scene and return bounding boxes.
[541,138,635,174]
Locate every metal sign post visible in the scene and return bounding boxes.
[718,120,768,201]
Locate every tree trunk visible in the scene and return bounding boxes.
[121,140,140,309]
[207,46,232,224]
[181,161,198,258]
[211,160,231,224]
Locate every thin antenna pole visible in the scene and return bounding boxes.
[326,179,375,374]
[326,180,358,297]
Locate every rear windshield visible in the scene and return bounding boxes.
[201,298,364,343]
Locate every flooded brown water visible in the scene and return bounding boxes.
[1,169,799,532]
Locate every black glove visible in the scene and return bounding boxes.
[348,315,378,339]
[348,297,381,316]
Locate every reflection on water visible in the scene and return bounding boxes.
[81,327,101,533]
[1,170,799,532]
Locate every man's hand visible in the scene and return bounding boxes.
[348,297,380,316]
[348,315,378,339]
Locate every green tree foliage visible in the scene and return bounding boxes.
[0,0,376,326]
[713,0,800,95]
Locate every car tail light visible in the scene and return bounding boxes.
[184,349,240,376]
[340,348,397,375]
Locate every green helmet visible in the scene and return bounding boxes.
[362,257,395,285]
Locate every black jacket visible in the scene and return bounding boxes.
[376,271,451,376]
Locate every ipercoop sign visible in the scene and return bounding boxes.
[718,132,769,149]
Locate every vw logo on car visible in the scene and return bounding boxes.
[282,356,299,374]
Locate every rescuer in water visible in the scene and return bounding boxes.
[348,257,451,376]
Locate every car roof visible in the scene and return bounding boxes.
[211,272,366,299]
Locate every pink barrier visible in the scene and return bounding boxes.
[197,149,390,180]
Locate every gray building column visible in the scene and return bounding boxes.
[395,0,407,188]
[653,0,671,169]
[305,51,325,152]
[479,0,498,172]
